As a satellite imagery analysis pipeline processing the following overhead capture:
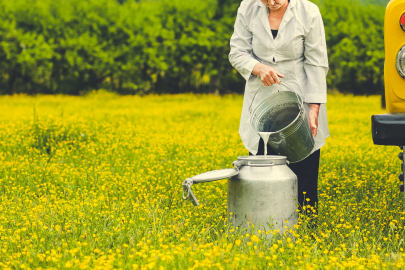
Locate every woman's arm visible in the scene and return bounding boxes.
[229,6,284,86]
[229,7,260,81]
[309,103,320,137]
[303,10,328,105]
[304,9,328,137]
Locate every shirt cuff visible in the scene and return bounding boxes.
[243,59,260,80]
[304,94,327,104]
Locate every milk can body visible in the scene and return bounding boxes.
[182,155,298,232]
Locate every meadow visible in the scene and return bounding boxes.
[0,91,404,269]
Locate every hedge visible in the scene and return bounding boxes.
[0,0,385,95]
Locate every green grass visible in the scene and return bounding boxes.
[0,91,404,269]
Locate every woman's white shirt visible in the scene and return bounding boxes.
[229,0,330,155]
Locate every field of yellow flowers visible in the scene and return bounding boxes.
[0,91,404,269]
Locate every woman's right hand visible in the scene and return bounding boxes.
[252,63,284,86]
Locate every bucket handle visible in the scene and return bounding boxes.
[248,81,303,115]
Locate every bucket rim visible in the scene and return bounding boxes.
[288,152,312,163]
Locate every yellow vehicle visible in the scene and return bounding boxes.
[372,0,405,194]
[385,0,405,113]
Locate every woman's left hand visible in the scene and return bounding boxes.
[309,104,320,138]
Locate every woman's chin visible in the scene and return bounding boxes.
[268,5,283,10]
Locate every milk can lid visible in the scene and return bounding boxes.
[190,168,239,184]
[237,155,288,165]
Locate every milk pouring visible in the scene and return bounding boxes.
[258,132,272,157]
[250,82,315,162]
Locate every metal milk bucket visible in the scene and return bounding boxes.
[250,82,315,163]
[182,155,298,233]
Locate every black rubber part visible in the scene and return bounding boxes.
[372,114,405,146]
[401,184,404,192]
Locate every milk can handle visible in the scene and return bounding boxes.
[182,160,243,207]
[182,178,199,206]
[248,81,303,115]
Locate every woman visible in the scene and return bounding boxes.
[229,0,329,212]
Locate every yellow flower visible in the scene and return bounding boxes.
[0,92,400,269]
[250,235,260,243]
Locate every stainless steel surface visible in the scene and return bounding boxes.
[183,155,298,233]
[182,160,242,206]
[188,168,239,184]
[237,155,287,166]
[182,178,200,206]
[250,83,315,163]
[228,155,297,233]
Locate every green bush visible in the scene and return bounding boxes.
[319,0,385,95]
[0,0,387,95]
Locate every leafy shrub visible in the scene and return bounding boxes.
[319,0,385,95]
[0,0,387,95]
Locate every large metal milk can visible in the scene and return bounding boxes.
[182,155,298,232]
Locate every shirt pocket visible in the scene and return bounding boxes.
[292,35,305,58]
[252,35,267,57]
[251,27,271,58]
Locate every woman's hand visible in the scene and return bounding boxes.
[252,63,284,86]
[309,104,320,138]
